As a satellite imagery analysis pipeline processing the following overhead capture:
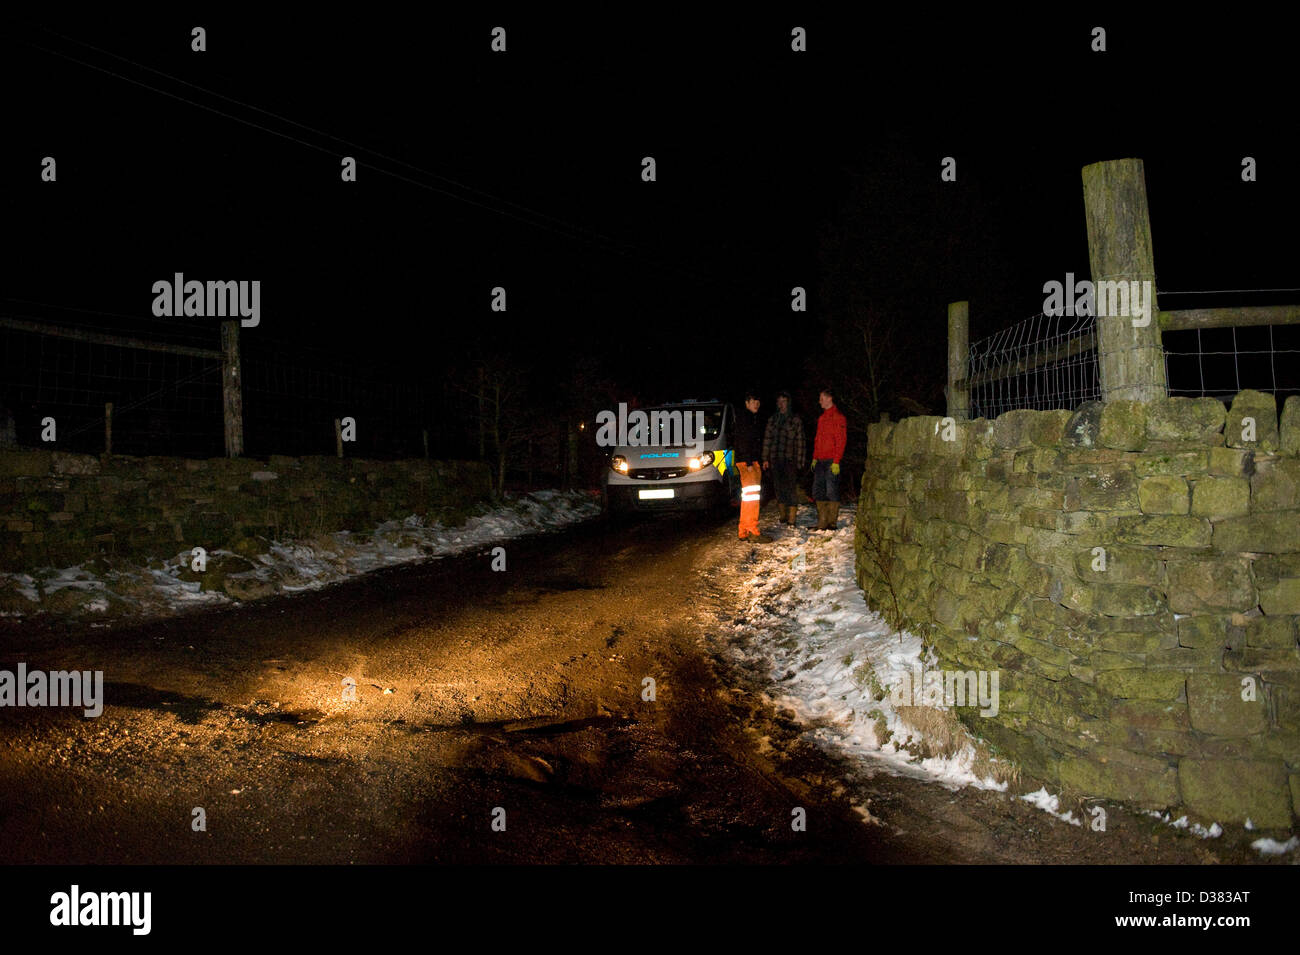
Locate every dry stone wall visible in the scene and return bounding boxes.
[856,390,1300,827]
[0,451,491,572]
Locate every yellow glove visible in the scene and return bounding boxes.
[831,461,840,475]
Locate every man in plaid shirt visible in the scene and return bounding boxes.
[762,390,806,526]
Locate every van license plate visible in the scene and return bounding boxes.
[638,489,674,500]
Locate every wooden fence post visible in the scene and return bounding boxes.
[220,320,244,456]
[104,402,113,455]
[1081,158,1167,402]
[947,301,970,419]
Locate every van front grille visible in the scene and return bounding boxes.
[630,467,688,480]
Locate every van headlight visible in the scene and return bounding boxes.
[688,451,713,470]
[611,455,629,474]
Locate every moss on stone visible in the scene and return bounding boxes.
[1249,458,1300,512]
[1208,446,1254,478]
[1138,475,1189,514]
[1072,543,1162,585]
[1242,616,1297,649]
[1166,557,1256,614]
[1134,450,1209,477]
[1145,397,1226,443]
[1096,668,1186,701]
[1176,615,1229,650]
[1059,749,1178,807]
[1226,390,1279,452]
[1114,514,1212,548]
[1259,579,1300,616]
[1179,758,1292,828]
[1212,510,1300,554]
[1100,400,1148,451]
[1190,476,1250,519]
[1186,674,1269,737]
[1281,396,1300,457]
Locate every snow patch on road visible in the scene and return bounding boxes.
[715,507,1010,795]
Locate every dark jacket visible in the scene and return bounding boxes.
[734,408,763,463]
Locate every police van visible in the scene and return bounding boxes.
[601,400,740,514]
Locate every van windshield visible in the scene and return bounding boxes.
[645,406,723,444]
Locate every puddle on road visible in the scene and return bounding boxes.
[389,712,637,736]
[103,682,223,725]
[530,575,606,593]
[237,705,327,727]
[503,714,636,736]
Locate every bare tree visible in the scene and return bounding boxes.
[454,356,534,495]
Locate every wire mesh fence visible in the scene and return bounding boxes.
[967,312,1100,419]
[1162,322,1300,404]
[1,315,226,457]
[0,314,576,483]
[240,336,436,459]
[0,315,443,460]
[967,298,1300,417]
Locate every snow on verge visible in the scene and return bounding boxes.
[1,489,601,619]
[1143,810,1223,840]
[715,506,1009,793]
[1252,836,1299,856]
[1020,787,1082,826]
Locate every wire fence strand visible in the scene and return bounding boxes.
[1,318,441,459]
[1162,323,1300,403]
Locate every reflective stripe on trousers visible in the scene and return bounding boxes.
[737,462,762,538]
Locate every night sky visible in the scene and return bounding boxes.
[6,11,1297,436]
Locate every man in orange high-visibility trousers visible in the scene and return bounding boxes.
[734,391,772,542]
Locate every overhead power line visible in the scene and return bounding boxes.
[15,19,750,295]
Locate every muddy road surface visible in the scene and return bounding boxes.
[0,509,1275,864]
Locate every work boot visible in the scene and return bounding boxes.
[814,502,828,530]
[786,505,798,526]
[825,502,840,530]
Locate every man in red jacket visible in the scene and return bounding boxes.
[810,387,847,530]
